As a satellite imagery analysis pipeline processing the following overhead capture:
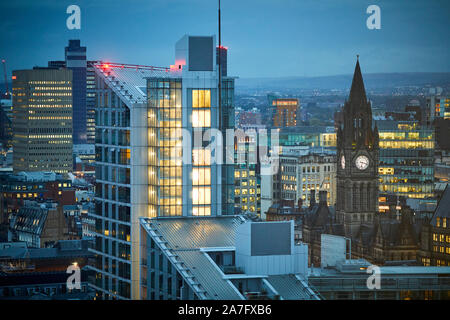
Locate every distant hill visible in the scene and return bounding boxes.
[2,72,449,93]
[235,72,450,90]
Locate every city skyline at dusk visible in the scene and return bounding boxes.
[0,0,449,307]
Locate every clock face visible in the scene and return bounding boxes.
[355,155,369,170]
[340,155,345,169]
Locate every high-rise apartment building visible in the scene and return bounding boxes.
[272,98,299,127]
[12,68,73,174]
[65,40,87,144]
[90,35,235,299]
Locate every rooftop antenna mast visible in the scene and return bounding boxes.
[218,0,222,129]
[2,59,10,97]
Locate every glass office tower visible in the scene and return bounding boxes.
[377,120,434,205]
[11,68,73,174]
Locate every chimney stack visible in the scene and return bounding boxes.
[319,190,327,204]
[297,198,303,209]
[309,190,316,208]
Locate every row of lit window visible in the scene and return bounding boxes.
[281,175,297,182]
[28,104,71,108]
[28,81,70,84]
[302,175,332,183]
[28,143,72,149]
[237,197,258,204]
[234,188,257,195]
[234,170,256,178]
[432,233,450,242]
[32,86,71,90]
[379,141,434,149]
[32,93,72,96]
[29,98,67,102]
[380,185,433,193]
[432,246,450,254]
[28,134,71,139]
[28,117,71,120]
[379,132,429,140]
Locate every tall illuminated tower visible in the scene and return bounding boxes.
[90,35,235,299]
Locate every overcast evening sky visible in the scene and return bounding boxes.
[0,0,449,78]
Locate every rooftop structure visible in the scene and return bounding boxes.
[139,216,318,300]
[309,258,450,299]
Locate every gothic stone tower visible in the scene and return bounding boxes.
[336,57,379,237]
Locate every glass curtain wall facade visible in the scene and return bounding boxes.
[91,74,132,299]
[147,80,219,218]
[147,79,183,218]
[377,120,434,201]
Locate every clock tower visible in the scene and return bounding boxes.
[336,57,379,237]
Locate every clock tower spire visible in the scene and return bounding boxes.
[336,57,379,237]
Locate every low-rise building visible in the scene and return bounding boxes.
[0,171,75,225]
[308,259,450,300]
[139,216,319,300]
[8,200,72,248]
[261,148,336,219]
[418,185,450,266]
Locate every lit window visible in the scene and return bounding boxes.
[192,206,211,216]
[192,168,211,186]
[192,110,211,127]
[192,187,211,205]
[192,90,211,108]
